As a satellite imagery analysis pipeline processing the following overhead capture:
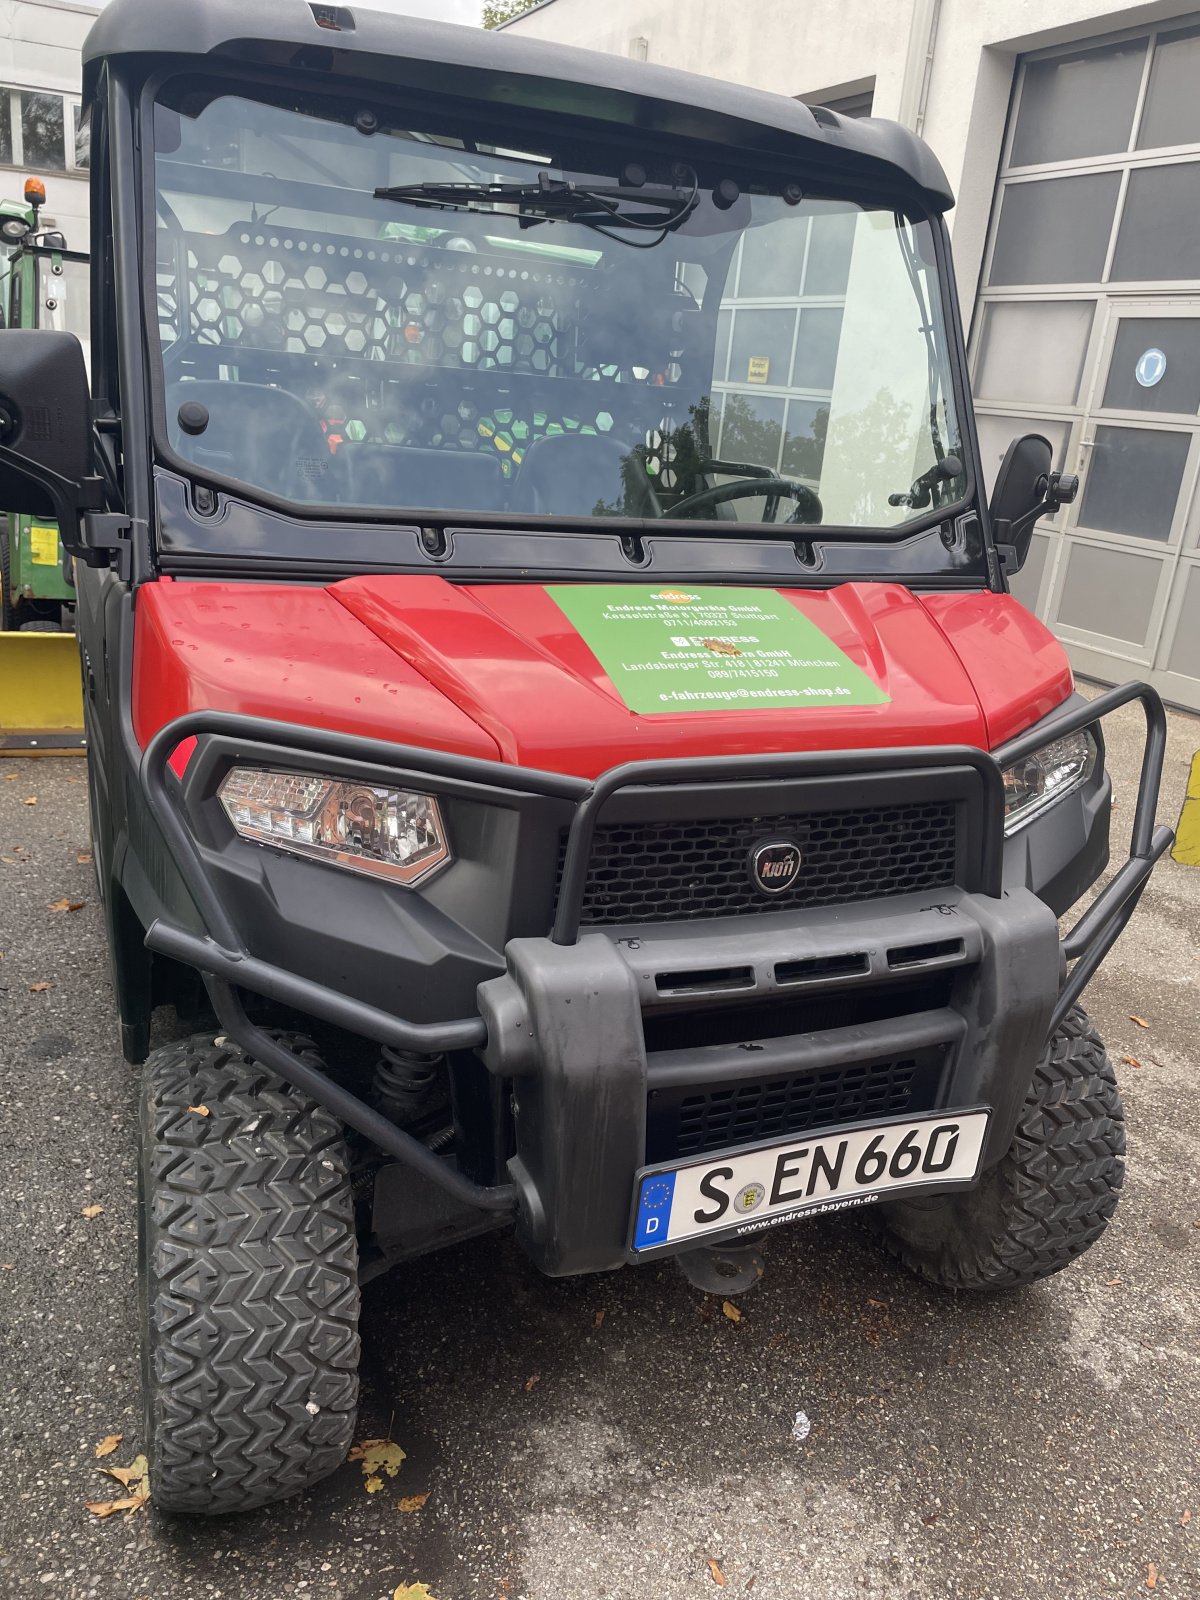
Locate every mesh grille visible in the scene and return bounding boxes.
[568,803,957,925]
[646,1052,945,1163]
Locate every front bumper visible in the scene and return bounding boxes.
[135,682,1173,1273]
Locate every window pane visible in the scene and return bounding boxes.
[1103,318,1200,413]
[781,398,828,479]
[1011,41,1145,166]
[1077,424,1189,539]
[737,217,806,299]
[1137,24,1200,150]
[1057,543,1161,642]
[20,93,65,171]
[0,93,12,167]
[718,391,784,468]
[976,414,1070,497]
[1111,163,1200,281]
[988,174,1120,286]
[803,203,856,295]
[728,308,795,388]
[974,300,1093,405]
[72,105,90,171]
[1165,564,1200,679]
[792,307,842,390]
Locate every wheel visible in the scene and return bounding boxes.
[138,1032,361,1514]
[878,1006,1124,1291]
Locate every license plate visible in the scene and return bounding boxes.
[631,1109,990,1253]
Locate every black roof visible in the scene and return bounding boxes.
[82,0,954,211]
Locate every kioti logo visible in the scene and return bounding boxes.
[751,839,802,894]
[653,590,700,603]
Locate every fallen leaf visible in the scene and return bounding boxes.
[1130,1015,1150,1029]
[102,1455,148,1489]
[524,1374,540,1392]
[594,1309,605,1329]
[84,1495,145,1518]
[0,1263,14,1270]
[80,1204,103,1219]
[921,1512,940,1527]
[866,1297,888,1310]
[29,981,51,993]
[396,1493,429,1513]
[1105,1277,1122,1287]
[1147,1563,1158,1589]
[1121,1056,1143,1069]
[94,1434,122,1459]
[721,1300,741,1323]
[77,850,93,864]
[1181,1509,1192,1526]
[706,1557,726,1587]
[186,1104,210,1117]
[392,1586,438,1600]
[49,897,85,913]
[348,1437,406,1489]
[21,796,36,805]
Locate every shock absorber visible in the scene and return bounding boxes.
[373,1046,446,1125]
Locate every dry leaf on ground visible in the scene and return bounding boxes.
[1146,1563,1158,1589]
[393,1585,438,1600]
[49,897,86,913]
[1130,1015,1151,1029]
[94,1434,122,1459]
[80,1204,103,1219]
[1181,1509,1192,1526]
[1121,1056,1143,1069]
[594,1309,605,1329]
[186,1104,210,1117]
[84,1495,145,1518]
[29,981,51,993]
[348,1437,406,1491]
[706,1557,727,1586]
[102,1455,149,1490]
[524,1374,540,1392]
[21,796,36,806]
[396,1493,429,1513]
[721,1300,741,1323]
[77,850,93,864]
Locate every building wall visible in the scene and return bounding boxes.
[0,0,98,254]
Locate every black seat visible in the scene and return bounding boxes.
[508,433,660,518]
[167,381,335,502]
[340,443,505,513]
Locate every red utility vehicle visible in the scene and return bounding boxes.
[0,0,1172,1515]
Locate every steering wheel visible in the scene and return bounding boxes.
[668,476,823,525]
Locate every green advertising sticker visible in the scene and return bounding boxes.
[546,585,891,714]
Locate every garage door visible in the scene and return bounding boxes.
[971,20,1200,711]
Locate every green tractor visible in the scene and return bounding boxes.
[0,178,89,633]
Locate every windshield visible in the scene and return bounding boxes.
[151,83,966,532]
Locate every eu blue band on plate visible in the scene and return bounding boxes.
[634,1172,677,1250]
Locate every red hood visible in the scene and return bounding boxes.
[133,576,1072,779]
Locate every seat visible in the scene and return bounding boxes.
[340,443,505,513]
[166,381,335,502]
[508,432,660,518]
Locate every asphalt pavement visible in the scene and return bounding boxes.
[0,691,1197,1600]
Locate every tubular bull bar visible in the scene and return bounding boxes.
[137,681,1174,1232]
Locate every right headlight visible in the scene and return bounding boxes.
[217,767,451,886]
[1001,729,1099,836]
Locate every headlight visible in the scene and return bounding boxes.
[1001,729,1098,835]
[217,768,450,886]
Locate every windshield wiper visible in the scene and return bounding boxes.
[373,167,699,245]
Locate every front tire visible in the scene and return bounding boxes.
[879,1006,1124,1291]
[138,1033,360,1514]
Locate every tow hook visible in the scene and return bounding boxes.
[675,1240,765,1296]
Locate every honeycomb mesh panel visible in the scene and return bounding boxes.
[646,1050,946,1163]
[566,803,958,925]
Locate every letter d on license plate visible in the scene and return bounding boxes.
[631,1109,989,1252]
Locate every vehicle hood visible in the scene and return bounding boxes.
[134,576,1072,777]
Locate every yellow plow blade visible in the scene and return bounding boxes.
[0,632,86,755]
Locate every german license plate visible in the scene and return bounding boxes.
[631,1109,990,1252]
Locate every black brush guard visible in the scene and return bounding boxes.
[137,681,1173,1225]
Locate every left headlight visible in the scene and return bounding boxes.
[1001,729,1099,836]
[218,768,451,886]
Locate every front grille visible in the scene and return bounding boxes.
[567,802,957,925]
[645,1050,946,1163]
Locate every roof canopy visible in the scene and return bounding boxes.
[83,0,954,212]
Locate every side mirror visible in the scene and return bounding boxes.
[989,431,1079,574]
[0,328,97,545]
